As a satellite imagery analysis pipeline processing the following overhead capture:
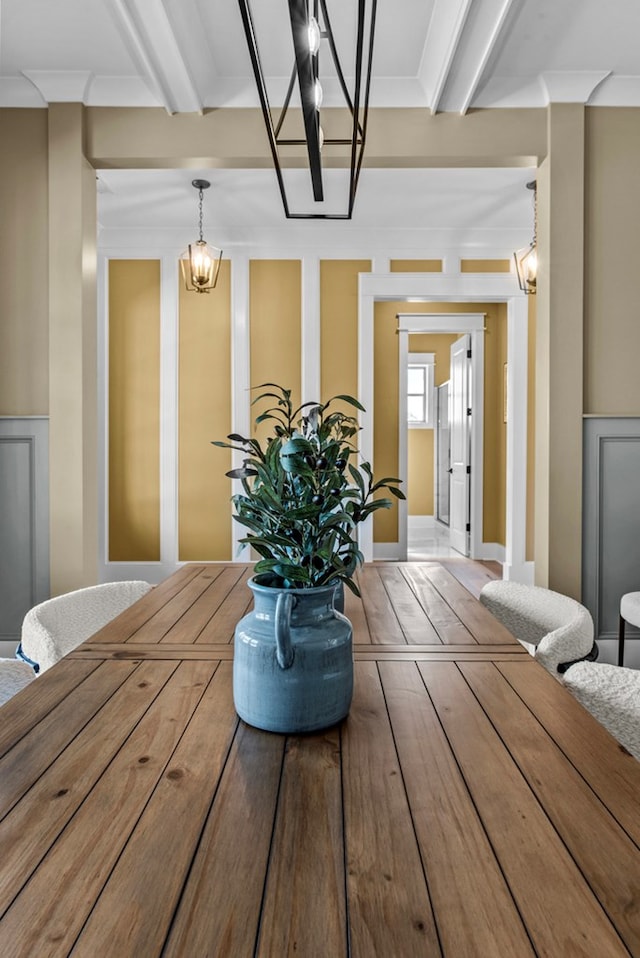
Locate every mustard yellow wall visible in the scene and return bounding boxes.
[108,260,161,561]
[407,431,433,514]
[390,260,442,273]
[460,259,511,273]
[320,260,370,402]
[483,304,508,545]
[0,109,49,415]
[250,260,301,438]
[373,303,507,544]
[179,261,232,561]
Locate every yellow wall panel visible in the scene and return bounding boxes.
[482,304,508,545]
[460,259,511,273]
[250,260,301,436]
[179,260,232,561]
[320,260,370,402]
[408,430,433,515]
[108,260,161,561]
[390,260,442,273]
[373,303,401,542]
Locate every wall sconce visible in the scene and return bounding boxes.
[237,0,377,219]
[180,179,223,293]
[514,180,537,294]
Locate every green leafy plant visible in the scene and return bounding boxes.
[213,383,405,594]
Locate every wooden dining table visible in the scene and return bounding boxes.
[0,561,639,957]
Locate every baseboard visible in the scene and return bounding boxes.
[373,543,404,560]
[477,542,506,563]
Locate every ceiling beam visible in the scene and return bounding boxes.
[105,0,203,114]
[435,0,522,115]
[417,0,474,114]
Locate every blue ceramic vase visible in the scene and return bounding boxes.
[233,575,353,733]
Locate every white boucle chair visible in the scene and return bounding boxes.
[0,659,37,706]
[619,591,640,666]
[563,662,640,761]
[479,580,597,678]
[18,581,152,673]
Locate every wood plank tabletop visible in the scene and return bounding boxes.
[0,563,638,957]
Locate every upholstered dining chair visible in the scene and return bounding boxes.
[479,580,598,678]
[563,661,640,761]
[618,591,640,666]
[17,581,152,674]
[0,659,36,706]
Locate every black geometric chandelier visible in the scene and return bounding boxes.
[237,0,377,219]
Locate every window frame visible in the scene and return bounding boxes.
[407,352,435,429]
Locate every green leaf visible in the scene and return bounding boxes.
[331,394,366,412]
[348,464,365,494]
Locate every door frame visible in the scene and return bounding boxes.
[358,272,532,583]
[397,314,485,561]
[435,379,451,526]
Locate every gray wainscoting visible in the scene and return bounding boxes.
[583,417,640,667]
[0,418,49,653]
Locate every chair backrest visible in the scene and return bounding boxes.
[563,661,640,761]
[20,581,152,673]
[480,580,595,677]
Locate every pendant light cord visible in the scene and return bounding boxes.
[198,187,204,243]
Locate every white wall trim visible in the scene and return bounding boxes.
[358,273,531,583]
[231,253,250,561]
[302,256,321,403]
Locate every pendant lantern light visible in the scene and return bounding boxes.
[180,179,223,293]
[514,180,538,294]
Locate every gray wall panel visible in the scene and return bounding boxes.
[583,418,640,666]
[0,418,49,647]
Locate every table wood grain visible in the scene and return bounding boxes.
[0,563,638,957]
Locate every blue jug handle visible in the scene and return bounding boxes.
[275,592,295,669]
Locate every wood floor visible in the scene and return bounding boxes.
[405,556,503,600]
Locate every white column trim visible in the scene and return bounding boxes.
[159,253,179,573]
[503,294,533,583]
[302,256,321,403]
[231,253,250,560]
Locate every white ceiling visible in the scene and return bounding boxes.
[2,0,638,241]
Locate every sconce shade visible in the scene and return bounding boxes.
[180,179,223,293]
[514,243,537,294]
[180,240,223,293]
[514,179,537,294]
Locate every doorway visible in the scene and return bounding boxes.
[396,313,485,562]
[357,272,532,583]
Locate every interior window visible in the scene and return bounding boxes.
[408,355,434,428]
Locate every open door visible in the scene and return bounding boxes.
[449,334,471,555]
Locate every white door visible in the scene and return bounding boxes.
[449,335,471,555]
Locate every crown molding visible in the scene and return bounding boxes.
[21,70,93,103]
[539,71,611,105]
